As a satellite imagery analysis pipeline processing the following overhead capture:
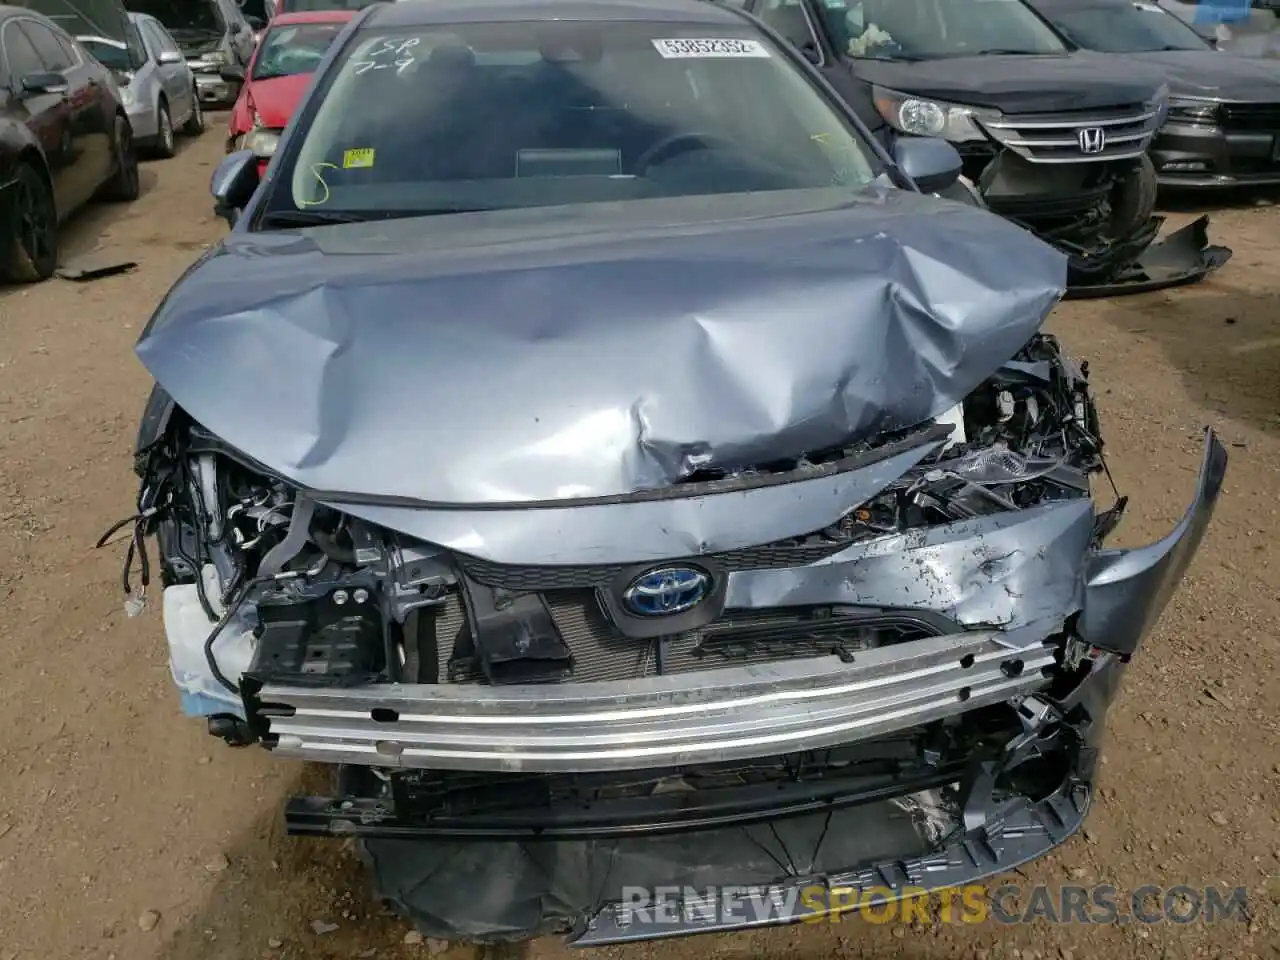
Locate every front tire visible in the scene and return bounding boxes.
[102,114,140,203]
[183,88,205,136]
[0,162,58,283]
[152,100,176,159]
[1107,154,1158,239]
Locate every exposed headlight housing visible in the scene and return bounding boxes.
[244,128,281,158]
[1166,95,1220,125]
[872,85,999,142]
[205,49,228,65]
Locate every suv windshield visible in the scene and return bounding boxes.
[253,22,346,79]
[817,0,1068,60]
[128,0,222,36]
[1044,2,1210,53]
[264,20,880,224]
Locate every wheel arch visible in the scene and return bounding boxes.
[15,146,56,220]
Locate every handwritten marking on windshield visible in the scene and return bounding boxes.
[351,36,419,75]
[298,162,338,206]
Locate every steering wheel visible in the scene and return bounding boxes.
[632,132,741,176]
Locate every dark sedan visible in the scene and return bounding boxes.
[0,4,139,282]
[1031,0,1280,187]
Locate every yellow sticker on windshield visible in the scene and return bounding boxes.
[343,148,375,169]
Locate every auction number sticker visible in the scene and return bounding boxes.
[651,38,771,58]
[343,148,375,168]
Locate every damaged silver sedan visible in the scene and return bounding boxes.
[111,0,1226,945]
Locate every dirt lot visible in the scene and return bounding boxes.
[0,127,1276,960]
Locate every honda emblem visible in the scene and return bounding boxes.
[1077,127,1106,154]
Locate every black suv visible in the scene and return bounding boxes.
[721,0,1228,291]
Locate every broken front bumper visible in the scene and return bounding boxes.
[251,432,1226,944]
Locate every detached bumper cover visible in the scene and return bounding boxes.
[1062,216,1232,299]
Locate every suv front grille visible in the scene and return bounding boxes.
[981,102,1159,163]
[1219,102,1280,132]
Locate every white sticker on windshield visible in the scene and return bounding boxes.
[651,38,771,58]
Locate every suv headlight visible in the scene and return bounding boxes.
[205,49,227,65]
[1166,95,1220,125]
[872,85,998,142]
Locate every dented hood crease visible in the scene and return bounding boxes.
[136,187,1067,506]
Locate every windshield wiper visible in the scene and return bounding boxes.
[259,210,370,227]
[963,48,1048,56]
[259,207,498,228]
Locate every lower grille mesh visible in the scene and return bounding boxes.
[429,591,938,684]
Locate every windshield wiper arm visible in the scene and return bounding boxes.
[259,209,370,227]
[965,48,1047,56]
[260,207,499,229]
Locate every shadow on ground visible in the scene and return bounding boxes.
[149,763,427,960]
[1092,280,1280,434]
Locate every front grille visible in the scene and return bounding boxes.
[455,520,866,592]
[1219,102,1280,132]
[981,102,1159,163]
[429,591,941,684]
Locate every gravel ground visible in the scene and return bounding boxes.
[0,127,1276,960]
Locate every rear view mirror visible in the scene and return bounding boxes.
[20,72,69,96]
[157,50,184,65]
[211,148,260,227]
[893,137,963,194]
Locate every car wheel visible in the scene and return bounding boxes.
[0,161,58,283]
[153,100,176,159]
[183,87,205,136]
[102,114,141,203]
[1108,154,1158,239]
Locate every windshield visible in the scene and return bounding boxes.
[816,0,1068,60]
[1044,2,1210,52]
[80,36,132,70]
[253,22,346,79]
[263,20,880,225]
[127,0,222,35]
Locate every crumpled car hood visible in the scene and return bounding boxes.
[136,186,1067,505]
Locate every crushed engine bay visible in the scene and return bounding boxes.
[125,334,1111,716]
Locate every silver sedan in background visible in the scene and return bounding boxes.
[78,13,206,159]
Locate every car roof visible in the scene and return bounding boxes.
[365,0,748,30]
[270,9,358,25]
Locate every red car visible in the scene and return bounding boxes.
[221,11,353,166]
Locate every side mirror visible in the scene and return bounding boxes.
[219,63,246,83]
[157,50,185,65]
[893,136,963,194]
[246,15,266,30]
[211,148,259,227]
[797,40,821,65]
[20,72,69,96]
